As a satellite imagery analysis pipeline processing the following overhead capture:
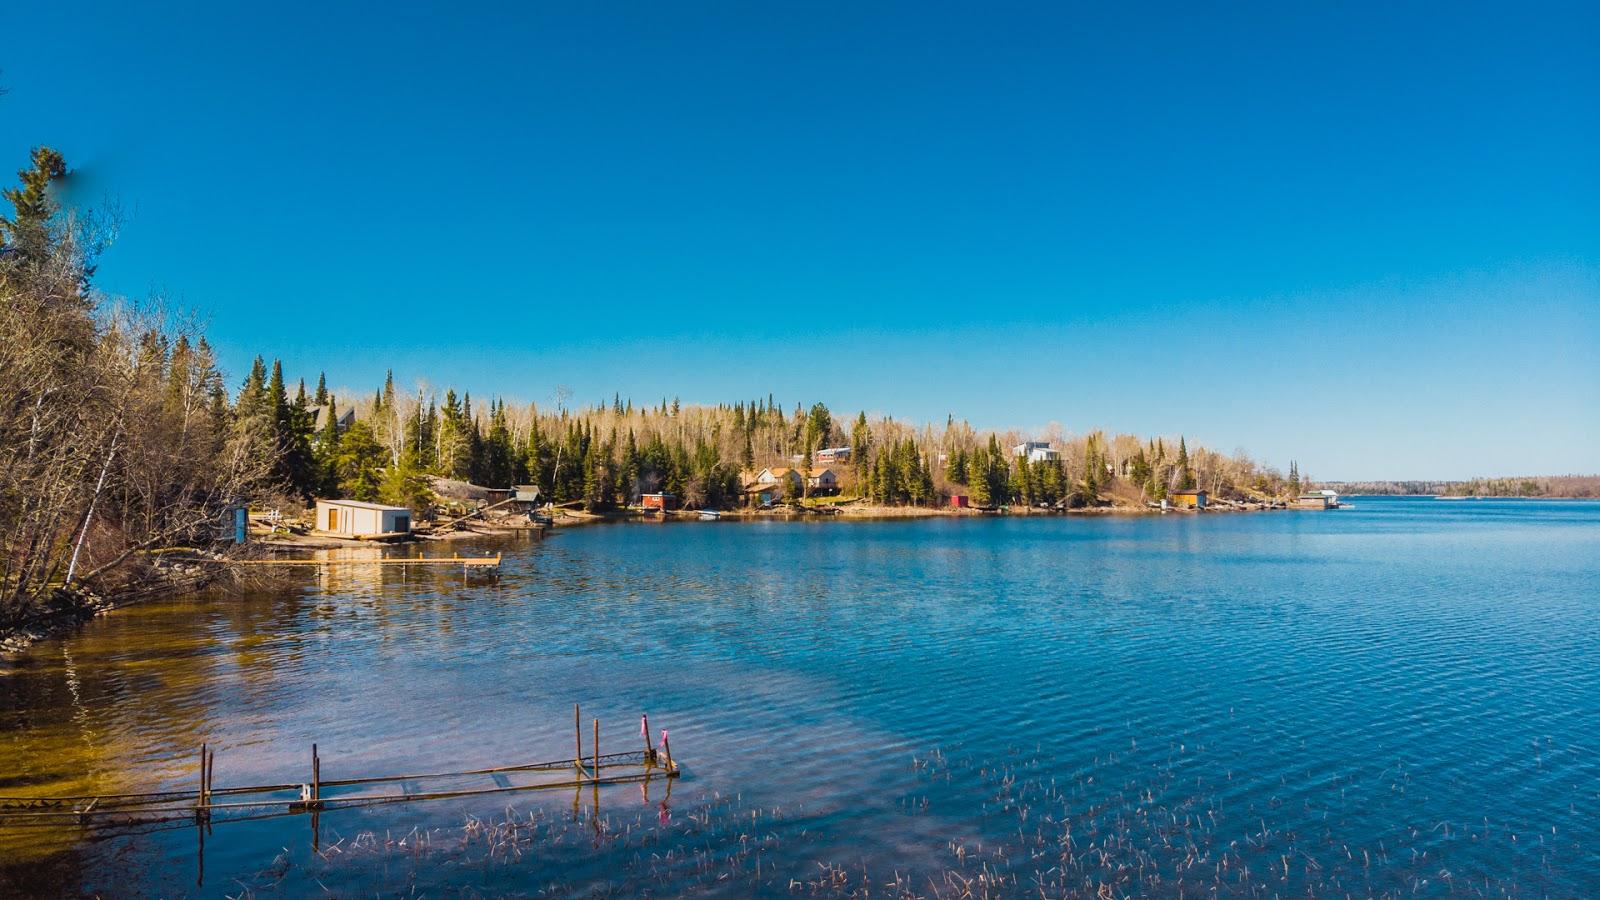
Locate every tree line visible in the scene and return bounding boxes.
[263,369,1311,512]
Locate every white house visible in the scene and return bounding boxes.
[314,499,412,538]
[752,466,837,494]
[806,468,839,492]
[754,467,803,488]
[1012,441,1061,463]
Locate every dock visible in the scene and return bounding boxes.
[0,707,676,833]
[225,553,502,569]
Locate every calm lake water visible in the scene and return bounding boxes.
[3,498,1598,896]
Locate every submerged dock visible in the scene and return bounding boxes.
[0,707,676,833]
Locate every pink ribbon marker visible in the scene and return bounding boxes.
[659,728,668,748]
[640,715,648,737]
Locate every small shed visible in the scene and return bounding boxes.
[949,494,970,508]
[216,505,249,544]
[641,493,678,511]
[513,484,542,503]
[314,499,412,537]
[1170,489,1207,509]
[746,483,783,506]
[1295,493,1332,510]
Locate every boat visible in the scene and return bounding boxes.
[697,510,720,521]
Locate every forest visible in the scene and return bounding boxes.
[269,373,1311,515]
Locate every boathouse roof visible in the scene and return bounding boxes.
[314,498,410,512]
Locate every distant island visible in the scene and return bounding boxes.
[1318,476,1600,499]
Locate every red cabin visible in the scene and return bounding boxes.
[949,494,970,508]
[641,493,678,511]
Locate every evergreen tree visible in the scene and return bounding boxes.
[0,147,68,263]
[313,398,343,496]
[1176,437,1196,490]
[619,430,640,505]
[334,421,386,501]
[969,447,992,507]
[945,447,967,485]
[850,412,871,485]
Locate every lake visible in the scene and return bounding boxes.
[3,498,1598,896]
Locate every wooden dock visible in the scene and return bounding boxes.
[0,707,675,832]
[225,553,502,569]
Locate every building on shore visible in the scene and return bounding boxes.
[750,466,838,496]
[745,483,784,506]
[1012,441,1061,463]
[1295,493,1335,509]
[949,494,970,508]
[641,493,679,511]
[753,467,802,489]
[314,499,412,538]
[1170,488,1207,509]
[806,468,839,494]
[309,405,355,434]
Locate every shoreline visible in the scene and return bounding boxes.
[2,499,1284,651]
[548,498,1287,527]
[0,563,228,655]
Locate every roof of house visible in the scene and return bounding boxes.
[315,498,410,512]
[309,405,354,428]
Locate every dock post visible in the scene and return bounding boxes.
[312,744,320,806]
[661,729,673,772]
[197,742,208,816]
[593,718,600,781]
[574,704,582,775]
[642,713,654,765]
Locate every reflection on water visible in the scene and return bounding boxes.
[3,499,1599,895]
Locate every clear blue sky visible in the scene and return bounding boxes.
[4,2,1596,479]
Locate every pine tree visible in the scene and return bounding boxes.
[850,412,871,485]
[945,447,967,485]
[334,421,386,501]
[0,147,68,262]
[1176,437,1196,490]
[314,398,343,496]
[969,448,992,507]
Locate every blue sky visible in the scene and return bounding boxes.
[4,2,1596,479]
